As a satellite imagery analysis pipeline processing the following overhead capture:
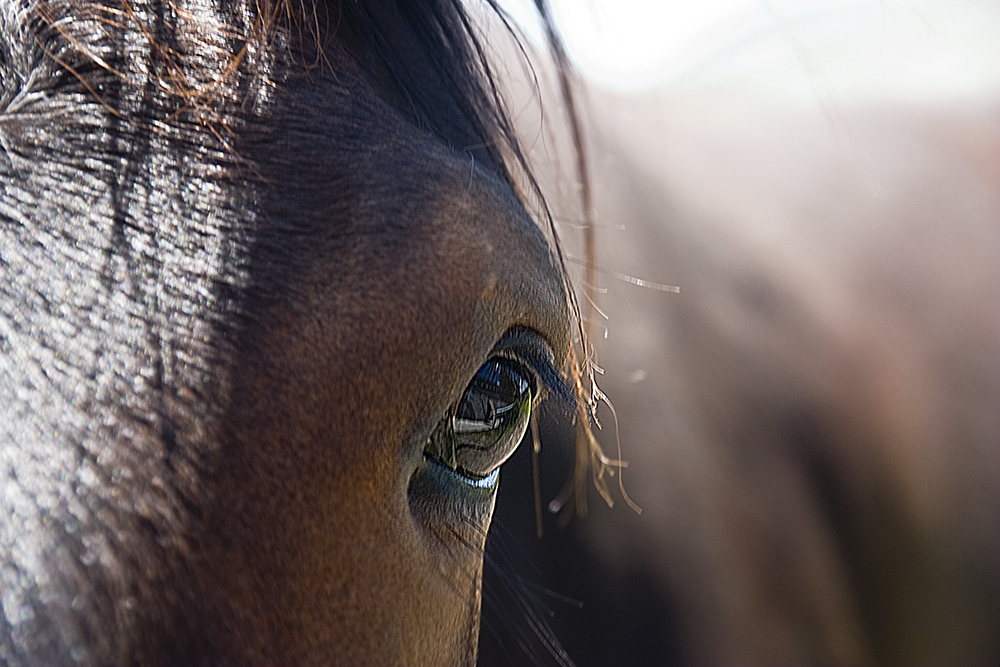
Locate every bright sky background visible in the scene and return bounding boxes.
[499,0,1000,103]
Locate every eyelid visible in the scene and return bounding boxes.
[489,329,575,412]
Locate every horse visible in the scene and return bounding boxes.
[0,1,584,664]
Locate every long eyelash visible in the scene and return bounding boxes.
[506,346,573,412]
[529,354,575,411]
[494,329,575,411]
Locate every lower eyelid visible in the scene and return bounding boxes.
[464,468,498,489]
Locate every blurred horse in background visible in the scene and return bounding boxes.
[480,3,1000,665]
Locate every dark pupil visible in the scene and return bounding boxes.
[426,358,533,480]
[455,361,528,432]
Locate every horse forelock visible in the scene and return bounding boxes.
[4,0,529,180]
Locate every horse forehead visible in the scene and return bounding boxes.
[247,73,571,362]
[343,152,567,334]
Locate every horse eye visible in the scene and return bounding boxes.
[425,358,534,481]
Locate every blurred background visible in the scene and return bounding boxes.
[477,1,1000,665]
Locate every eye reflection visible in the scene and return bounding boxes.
[425,358,533,481]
